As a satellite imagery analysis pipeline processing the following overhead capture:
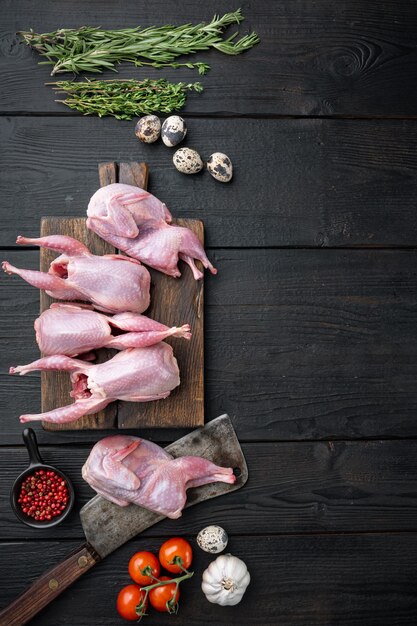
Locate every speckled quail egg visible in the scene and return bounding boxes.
[135,115,161,143]
[161,115,187,147]
[207,152,233,182]
[173,147,203,175]
[197,525,229,554]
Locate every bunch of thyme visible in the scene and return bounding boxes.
[19,9,259,76]
[49,78,203,119]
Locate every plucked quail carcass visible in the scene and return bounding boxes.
[82,435,236,518]
[2,235,151,314]
[87,183,217,280]
[36,302,191,357]
[10,343,180,424]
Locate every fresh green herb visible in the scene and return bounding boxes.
[19,9,259,75]
[49,78,203,119]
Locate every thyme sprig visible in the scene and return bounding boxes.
[49,78,203,119]
[19,9,259,75]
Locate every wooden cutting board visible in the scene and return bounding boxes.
[40,162,204,431]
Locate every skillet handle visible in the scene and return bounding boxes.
[22,428,43,466]
[0,543,100,626]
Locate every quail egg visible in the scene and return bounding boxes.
[173,147,203,174]
[135,115,161,143]
[161,115,187,147]
[207,152,233,182]
[197,525,229,554]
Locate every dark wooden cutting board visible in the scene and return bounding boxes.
[40,162,204,431]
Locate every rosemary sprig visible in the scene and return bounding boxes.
[19,9,259,75]
[49,78,203,119]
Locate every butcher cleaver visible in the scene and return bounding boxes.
[0,414,248,626]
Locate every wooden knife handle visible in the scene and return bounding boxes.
[0,543,100,626]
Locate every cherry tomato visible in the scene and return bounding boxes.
[149,576,180,613]
[116,584,147,621]
[159,537,193,573]
[128,551,161,585]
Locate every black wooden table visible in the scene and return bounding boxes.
[2,1,417,624]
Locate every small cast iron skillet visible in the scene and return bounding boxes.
[10,428,75,528]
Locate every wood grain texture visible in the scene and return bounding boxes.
[4,116,417,248]
[97,161,117,187]
[2,535,417,626]
[2,440,417,540]
[40,217,117,430]
[118,216,204,428]
[3,247,417,443]
[39,156,121,429]
[3,1,417,117]
[117,159,204,427]
[2,2,417,624]
[104,160,204,428]
[0,543,99,626]
[118,162,149,189]
[39,162,204,429]
[0,417,244,623]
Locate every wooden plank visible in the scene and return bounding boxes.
[117,216,204,428]
[109,161,203,428]
[39,162,125,429]
[3,440,417,539]
[117,218,204,428]
[118,162,149,189]
[97,161,117,187]
[3,248,417,442]
[40,218,117,430]
[109,158,204,428]
[3,1,417,117]
[39,160,121,429]
[2,534,417,625]
[4,116,417,248]
[115,160,204,428]
[39,162,204,429]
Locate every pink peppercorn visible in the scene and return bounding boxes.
[18,469,69,522]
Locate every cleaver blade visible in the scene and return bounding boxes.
[80,414,248,557]
[0,414,248,626]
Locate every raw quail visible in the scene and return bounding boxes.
[82,435,236,518]
[10,343,180,424]
[36,302,191,357]
[87,183,217,280]
[2,235,150,314]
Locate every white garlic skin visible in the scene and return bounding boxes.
[207,152,233,182]
[201,554,250,606]
[173,147,203,174]
[161,115,187,147]
[197,525,229,554]
[135,115,161,143]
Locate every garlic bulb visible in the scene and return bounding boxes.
[201,554,250,606]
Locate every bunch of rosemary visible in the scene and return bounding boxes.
[19,9,259,75]
[50,79,203,119]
